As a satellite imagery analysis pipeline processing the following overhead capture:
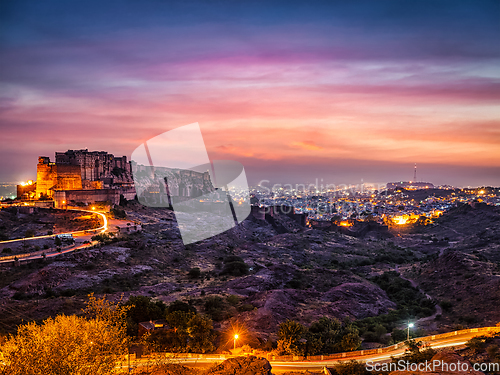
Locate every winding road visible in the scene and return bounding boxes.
[119,328,498,373]
[0,208,139,264]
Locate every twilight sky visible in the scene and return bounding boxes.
[0,0,499,187]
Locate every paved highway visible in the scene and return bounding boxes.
[121,330,493,373]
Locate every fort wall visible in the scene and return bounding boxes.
[35,158,82,198]
[53,189,120,208]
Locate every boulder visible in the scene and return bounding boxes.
[206,356,272,375]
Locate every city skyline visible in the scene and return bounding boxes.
[1,0,499,187]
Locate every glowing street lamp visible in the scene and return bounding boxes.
[407,322,414,341]
[233,334,239,350]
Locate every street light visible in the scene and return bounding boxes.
[234,334,239,350]
[407,322,414,341]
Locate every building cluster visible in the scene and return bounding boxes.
[250,183,500,228]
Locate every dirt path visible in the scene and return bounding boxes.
[394,265,442,323]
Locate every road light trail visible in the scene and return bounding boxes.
[120,330,494,374]
[0,208,108,245]
[0,208,138,263]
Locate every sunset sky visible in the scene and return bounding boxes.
[1,0,499,187]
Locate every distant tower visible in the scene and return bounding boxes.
[413,163,417,182]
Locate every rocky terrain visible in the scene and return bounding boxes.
[0,200,499,349]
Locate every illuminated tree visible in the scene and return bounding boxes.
[0,294,129,375]
[276,320,306,355]
[0,314,127,375]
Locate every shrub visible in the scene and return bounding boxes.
[334,360,370,375]
[399,339,436,363]
[188,267,201,279]
[204,296,224,311]
[440,300,453,312]
[285,278,303,289]
[60,289,76,297]
[220,256,249,276]
[486,344,499,361]
[221,261,249,276]
[466,336,487,352]
[110,207,127,219]
[238,303,255,312]
[226,294,240,306]
[24,229,35,238]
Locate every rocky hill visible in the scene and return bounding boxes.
[0,200,499,350]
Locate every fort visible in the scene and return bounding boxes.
[23,149,219,209]
[23,149,136,208]
[55,149,132,183]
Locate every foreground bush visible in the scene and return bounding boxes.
[0,315,127,375]
[0,294,128,375]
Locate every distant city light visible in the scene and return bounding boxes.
[393,216,408,225]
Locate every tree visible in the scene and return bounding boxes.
[152,310,194,352]
[340,331,362,352]
[276,320,306,355]
[167,300,197,315]
[83,293,129,330]
[123,295,167,336]
[308,317,342,354]
[186,314,216,353]
[54,236,62,247]
[391,328,406,343]
[304,317,362,354]
[146,309,216,354]
[0,296,128,375]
